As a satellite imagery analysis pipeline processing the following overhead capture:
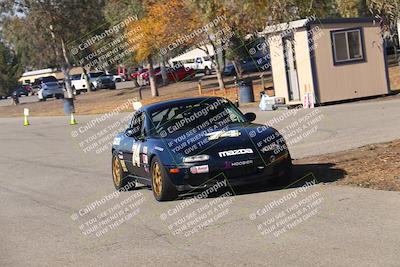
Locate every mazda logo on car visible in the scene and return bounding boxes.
[218,148,253,157]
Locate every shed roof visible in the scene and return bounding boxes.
[259,17,376,35]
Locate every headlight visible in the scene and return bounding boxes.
[183,155,209,163]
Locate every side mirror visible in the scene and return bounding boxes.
[244,112,256,122]
[124,128,136,138]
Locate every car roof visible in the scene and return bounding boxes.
[141,97,226,113]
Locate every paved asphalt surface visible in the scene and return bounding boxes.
[1,96,400,266]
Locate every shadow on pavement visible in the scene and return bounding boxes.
[185,162,347,199]
[127,163,347,200]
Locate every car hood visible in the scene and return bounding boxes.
[157,123,280,159]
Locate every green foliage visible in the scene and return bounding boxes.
[1,0,107,69]
[0,41,22,96]
[103,0,144,67]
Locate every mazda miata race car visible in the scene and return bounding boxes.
[111,97,292,201]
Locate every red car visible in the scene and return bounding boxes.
[131,68,148,80]
[166,67,195,82]
[138,67,195,84]
[154,67,195,83]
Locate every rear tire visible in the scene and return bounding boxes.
[204,67,211,75]
[151,157,178,201]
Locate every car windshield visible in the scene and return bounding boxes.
[149,99,246,136]
[43,82,59,87]
[89,72,104,78]
[42,76,58,82]
[70,74,81,80]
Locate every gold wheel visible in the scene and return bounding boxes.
[112,156,121,186]
[152,162,162,196]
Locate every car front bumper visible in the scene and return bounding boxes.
[166,153,292,192]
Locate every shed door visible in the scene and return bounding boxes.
[283,35,300,101]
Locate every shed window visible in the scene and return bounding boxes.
[331,28,364,64]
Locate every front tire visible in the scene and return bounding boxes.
[273,154,293,186]
[112,152,129,190]
[151,158,178,201]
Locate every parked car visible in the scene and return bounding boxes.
[96,75,116,90]
[136,68,156,86]
[0,91,10,100]
[138,68,155,80]
[31,76,58,94]
[111,97,292,201]
[112,75,123,83]
[37,82,64,101]
[12,86,30,97]
[70,71,105,93]
[224,57,271,76]
[131,68,147,80]
[154,66,196,83]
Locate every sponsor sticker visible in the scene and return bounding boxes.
[120,159,128,172]
[231,160,253,167]
[206,130,241,140]
[218,148,253,157]
[132,143,141,167]
[142,154,148,164]
[190,165,209,174]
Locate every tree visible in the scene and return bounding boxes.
[2,0,107,100]
[369,0,400,42]
[103,0,144,70]
[188,0,228,90]
[0,41,22,97]
[131,0,196,96]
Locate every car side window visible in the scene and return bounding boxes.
[129,112,138,128]
[130,112,145,138]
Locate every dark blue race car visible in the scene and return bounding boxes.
[111,97,292,201]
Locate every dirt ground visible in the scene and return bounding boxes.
[294,139,400,191]
[0,72,271,117]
